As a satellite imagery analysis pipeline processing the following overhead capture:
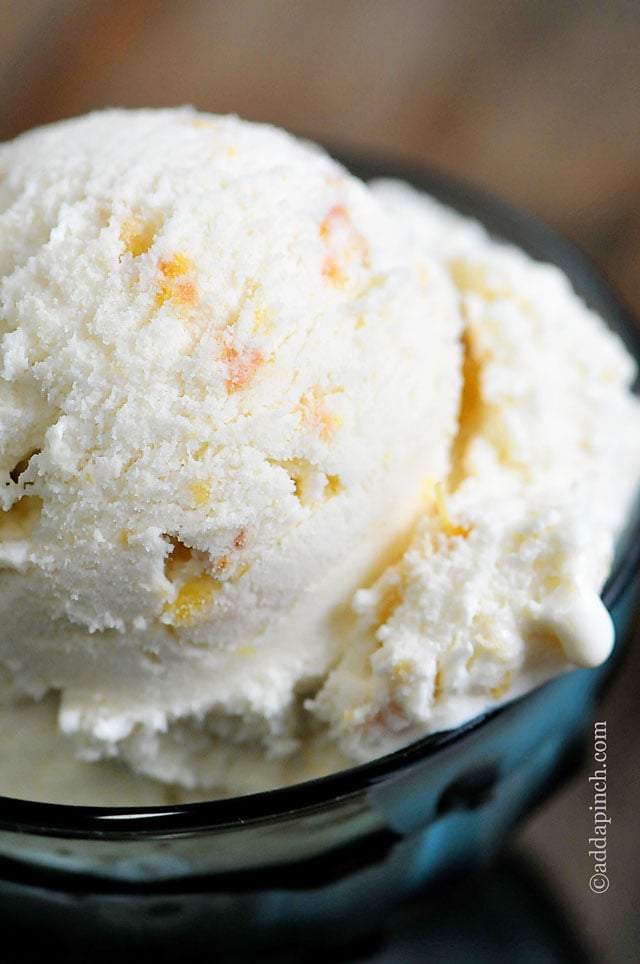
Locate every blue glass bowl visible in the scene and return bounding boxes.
[1,155,638,961]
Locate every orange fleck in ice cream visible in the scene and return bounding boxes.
[156,253,198,307]
[221,345,264,394]
[320,204,370,287]
[296,390,342,442]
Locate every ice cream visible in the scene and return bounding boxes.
[311,184,640,760]
[0,109,638,804]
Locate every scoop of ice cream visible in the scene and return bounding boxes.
[0,109,462,790]
[1,110,639,803]
[311,184,640,761]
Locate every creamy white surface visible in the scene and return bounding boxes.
[0,110,638,804]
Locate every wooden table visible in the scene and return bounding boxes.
[2,3,639,961]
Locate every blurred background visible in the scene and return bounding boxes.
[1,2,638,961]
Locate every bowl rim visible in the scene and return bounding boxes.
[1,150,639,840]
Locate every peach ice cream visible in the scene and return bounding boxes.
[0,109,638,802]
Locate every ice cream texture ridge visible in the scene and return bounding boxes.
[0,108,639,804]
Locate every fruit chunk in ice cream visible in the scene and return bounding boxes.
[0,109,638,802]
